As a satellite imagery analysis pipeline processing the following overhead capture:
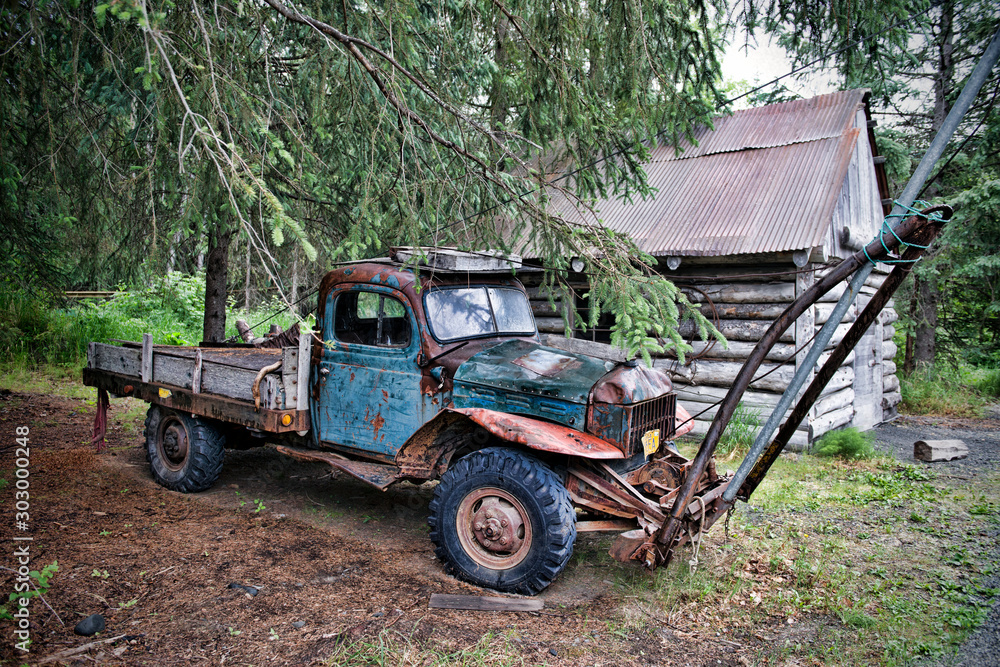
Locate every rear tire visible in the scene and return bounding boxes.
[144,406,225,493]
[428,447,576,595]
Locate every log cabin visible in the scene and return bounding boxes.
[522,89,897,449]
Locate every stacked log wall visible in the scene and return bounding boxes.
[665,266,821,450]
[521,262,901,450]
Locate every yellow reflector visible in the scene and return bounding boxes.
[281,414,293,426]
[158,388,171,399]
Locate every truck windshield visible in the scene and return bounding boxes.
[425,287,535,342]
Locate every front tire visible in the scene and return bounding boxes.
[428,447,576,595]
[144,406,225,493]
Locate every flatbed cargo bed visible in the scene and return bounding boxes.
[84,332,311,433]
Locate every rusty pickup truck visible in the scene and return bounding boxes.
[84,250,722,594]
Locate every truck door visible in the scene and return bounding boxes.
[313,285,433,457]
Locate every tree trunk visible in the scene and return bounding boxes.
[931,1,955,143]
[203,227,234,344]
[291,244,299,311]
[903,314,915,373]
[244,236,251,312]
[911,273,939,368]
[904,0,953,369]
[488,17,509,169]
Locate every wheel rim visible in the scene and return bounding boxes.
[455,487,532,569]
[157,416,190,472]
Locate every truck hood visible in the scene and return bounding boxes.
[453,339,611,404]
[453,339,673,406]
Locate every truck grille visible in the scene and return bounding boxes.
[624,393,677,453]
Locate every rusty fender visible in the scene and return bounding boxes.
[393,407,626,479]
[451,407,626,459]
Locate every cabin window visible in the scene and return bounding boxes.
[573,291,615,344]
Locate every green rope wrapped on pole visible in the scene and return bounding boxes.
[862,200,943,266]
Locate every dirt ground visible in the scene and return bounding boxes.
[0,390,758,666]
[2,389,998,666]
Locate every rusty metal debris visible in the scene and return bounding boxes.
[274,445,399,490]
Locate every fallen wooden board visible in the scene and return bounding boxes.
[914,439,969,462]
[428,594,543,612]
[39,635,129,664]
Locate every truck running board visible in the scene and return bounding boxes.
[274,446,400,491]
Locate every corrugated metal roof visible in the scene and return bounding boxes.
[544,89,876,257]
[670,89,868,158]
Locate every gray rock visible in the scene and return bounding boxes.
[74,614,106,636]
[227,582,259,596]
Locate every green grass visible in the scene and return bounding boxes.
[324,629,527,666]
[969,366,1000,398]
[813,427,876,460]
[899,364,990,417]
[716,401,761,460]
[0,361,94,398]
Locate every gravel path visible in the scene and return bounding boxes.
[871,409,1000,475]
[871,406,1000,667]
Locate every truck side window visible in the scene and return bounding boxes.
[333,291,411,348]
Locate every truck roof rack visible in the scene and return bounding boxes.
[391,246,523,272]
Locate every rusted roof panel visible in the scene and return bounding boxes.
[670,89,868,159]
[542,89,875,258]
[548,132,859,256]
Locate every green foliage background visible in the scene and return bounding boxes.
[0,0,732,361]
[0,276,299,368]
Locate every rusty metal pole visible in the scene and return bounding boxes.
[737,206,952,501]
[720,24,1000,506]
[646,213,932,567]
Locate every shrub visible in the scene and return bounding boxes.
[971,367,1000,399]
[900,365,987,417]
[813,427,876,460]
[717,401,761,459]
[0,272,311,368]
[0,272,208,366]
